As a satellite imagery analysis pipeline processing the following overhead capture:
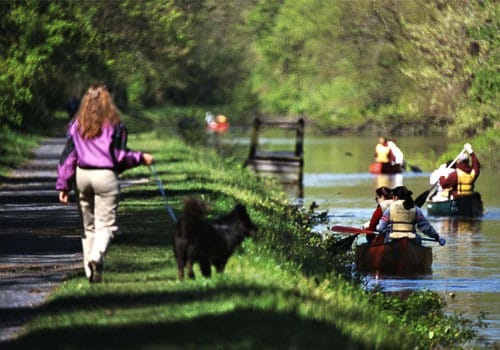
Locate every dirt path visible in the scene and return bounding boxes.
[0,138,82,342]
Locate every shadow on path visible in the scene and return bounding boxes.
[0,138,82,342]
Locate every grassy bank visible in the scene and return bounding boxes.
[0,127,39,177]
[4,133,479,350]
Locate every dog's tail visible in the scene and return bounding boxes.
[182,197,209,219]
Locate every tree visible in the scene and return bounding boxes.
[0,0,191,131]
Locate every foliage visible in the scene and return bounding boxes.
[0,1,81,130]
[0,126,38,177]
[248,1,375,130]
[0,0,190,131]
[246,0,498,138]
[471,128,500,171]
[449,0,499,138]
[371,289,485,349]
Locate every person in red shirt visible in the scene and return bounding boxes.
[364,186,393,244]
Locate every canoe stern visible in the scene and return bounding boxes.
[355,238,432,275]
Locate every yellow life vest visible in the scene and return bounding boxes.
[375,144,391,163]
[456,168,475,195]
[389,200,416,239]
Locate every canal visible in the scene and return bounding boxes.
[233,131,499,347]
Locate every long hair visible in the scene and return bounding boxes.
[75,84,121,139]
[393,186,414,209]
[376,186,393,200]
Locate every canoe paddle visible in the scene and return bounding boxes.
[404,161,423,173]
[414,147,467,207]
[331,225,377,235]
[330,225,439,243]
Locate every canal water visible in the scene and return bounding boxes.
[231,131,499,347]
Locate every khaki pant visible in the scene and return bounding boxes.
[76,167,119,278]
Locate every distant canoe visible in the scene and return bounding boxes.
[369,162,403,175]
[355,238,432,275]
[427,192,484,217]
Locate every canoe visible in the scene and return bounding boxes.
[355,238,432,275]
[369,162,403,175]
[426,192,484,217]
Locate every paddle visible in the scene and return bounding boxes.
[402,160,422,173]
[331,225,377,235]
[327,234,359,252]
[414,147,467,207]
[330,225,439,243]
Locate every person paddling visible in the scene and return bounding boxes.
[374,136,394,173]
[428,159,455,201]
[377,186,446,246]
[439,143,480,200]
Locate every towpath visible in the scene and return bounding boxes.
[0,138,82,342]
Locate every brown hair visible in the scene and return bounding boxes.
[75,84,121,139]
[376,186,393,200]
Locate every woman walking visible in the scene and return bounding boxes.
[56,84,154,283]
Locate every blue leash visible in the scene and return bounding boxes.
[150,163,177,223]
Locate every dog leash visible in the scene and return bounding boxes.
[149,163,177,223]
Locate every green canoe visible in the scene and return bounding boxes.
[426,192,484,217]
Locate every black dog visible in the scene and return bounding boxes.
[173,197,257,280]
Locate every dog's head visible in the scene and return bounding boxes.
[182,197,210,218]
[232,204,258,237]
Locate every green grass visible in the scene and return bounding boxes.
[3,133,479,350]
[0,127,39,177]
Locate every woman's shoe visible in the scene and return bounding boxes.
[88,261,103,283]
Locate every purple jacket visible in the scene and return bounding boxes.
[56,121,143,191]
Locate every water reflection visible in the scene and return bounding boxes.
[436,217,483,234]
[373,174,403,189]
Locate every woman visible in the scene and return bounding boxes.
[377,186,446,246]
[56,84,154,283]
[364,186,393,244]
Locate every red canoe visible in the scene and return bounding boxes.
[355,238,432,275]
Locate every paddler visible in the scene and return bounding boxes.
[377,186,446,246]
[363,186,393,244]
[439,143,480,199]
[374,136,394,173]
